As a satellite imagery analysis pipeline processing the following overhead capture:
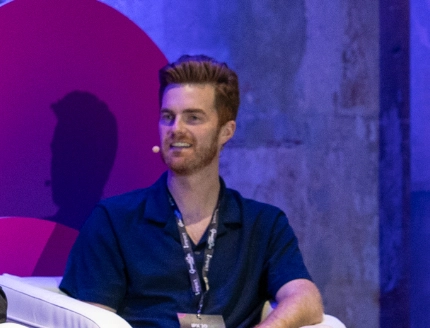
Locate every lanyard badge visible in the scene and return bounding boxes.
[168,193,225,328]
[177,313,226,328]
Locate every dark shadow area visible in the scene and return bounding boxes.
[44,90,118,230]
[411,191,430,328]
[379,0,410,326]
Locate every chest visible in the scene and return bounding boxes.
[117,216,268,326]
[122,219,262,292]
[183,215,212,245]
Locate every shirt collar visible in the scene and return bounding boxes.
[142,172,242,237]
[143,172,172,224]
[217,178,241,225]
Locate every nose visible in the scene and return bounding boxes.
[170,116,185,134]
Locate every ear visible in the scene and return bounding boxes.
[218,120,236,146]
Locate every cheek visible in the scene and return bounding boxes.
[159,126,167,140]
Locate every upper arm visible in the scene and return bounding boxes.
[264,212,312,297]
[60,205,126,310]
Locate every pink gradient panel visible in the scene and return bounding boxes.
[0,0,167,222]
[0,217,56,276]
[33,223,80,276]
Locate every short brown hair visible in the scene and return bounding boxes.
[159,55,240,126]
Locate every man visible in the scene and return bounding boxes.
[60,55,323,327]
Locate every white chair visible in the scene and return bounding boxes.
[0,274,131,328]
[0,274,346,328]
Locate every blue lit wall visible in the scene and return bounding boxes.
[411,0,430,327]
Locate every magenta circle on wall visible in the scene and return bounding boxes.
[0,0,167,229]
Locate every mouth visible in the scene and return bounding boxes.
[170,142,192,149]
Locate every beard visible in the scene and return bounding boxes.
[161,128,220,176]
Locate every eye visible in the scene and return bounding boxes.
[186,113,203,124]
[160,112,174,125]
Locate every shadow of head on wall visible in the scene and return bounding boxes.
[45,90,118,230]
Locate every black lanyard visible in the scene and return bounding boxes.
[168,193,220,317]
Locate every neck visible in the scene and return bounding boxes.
[167,165,220,225]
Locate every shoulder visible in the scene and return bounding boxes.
[78,188,149,234]
[98,173,167,214]
[226,187,282,212]
[78,180,166,242]
[99,187,150,211]
[224,187,287,225]
[87,188,149,226]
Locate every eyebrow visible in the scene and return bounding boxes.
[160,108,207,115]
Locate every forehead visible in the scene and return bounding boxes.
[161,83,216,112]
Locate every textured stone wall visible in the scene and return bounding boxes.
[100,1,380,326]
[410,0,430,326]
[411,0,430,192]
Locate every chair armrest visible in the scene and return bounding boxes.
[304,314,346,328]
[0,274,131,328]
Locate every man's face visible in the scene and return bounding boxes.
[159,83,224,175]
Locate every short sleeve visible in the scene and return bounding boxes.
[264,212,312,298]
[60,205,126,310]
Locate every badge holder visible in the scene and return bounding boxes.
[177,313,226,328]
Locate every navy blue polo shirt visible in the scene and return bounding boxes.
[60,173,311,328]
